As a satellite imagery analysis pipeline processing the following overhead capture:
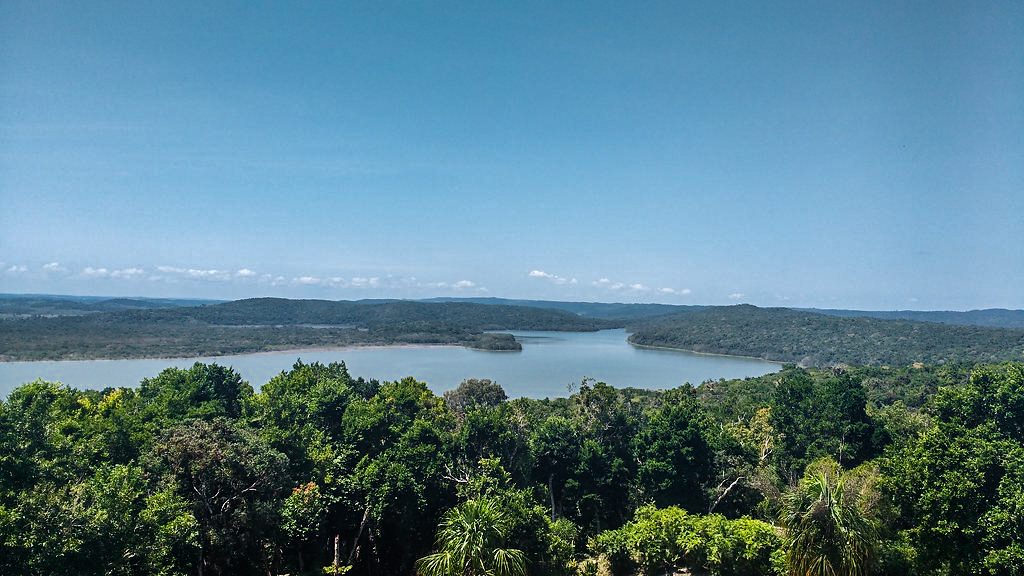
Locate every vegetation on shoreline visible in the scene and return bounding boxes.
[4,297,1024,367]
[0,299,609,360]
[2,360,1021,575]
[628,305,1024,367]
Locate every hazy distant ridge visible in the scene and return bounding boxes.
[803,307,1024,329]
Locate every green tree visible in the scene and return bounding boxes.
[883,363,1024,574]
[781,459,878,576]
[416,498,527,576]
[771,370,877,482]
[151,417,287,575]
[140,363,252,427]
[633,387,713,513]
[444,378,509,418]
[589,504,781,576]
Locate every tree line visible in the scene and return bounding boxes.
[628,305,1024,367]
[1,361,1022,575]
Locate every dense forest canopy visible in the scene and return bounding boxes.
[628,305,1024,367]
[2,360,1021,575]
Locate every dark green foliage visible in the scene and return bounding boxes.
[444,378,509,417]
[0,293,209,318]
[153,418,288,575]
[883,363,1024,575]
[781,459,879,576]
[809,307,1024,329]
[0,299,609,361]
[770,367,880,480]
[633,388,713,512]
[629,304,1024,367]
[140,362,252,425]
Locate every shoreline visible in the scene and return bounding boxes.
[1,332,784,367]
[628,340,786,365]
[0,341,471,364]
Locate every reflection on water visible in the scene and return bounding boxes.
[0,329,779,399]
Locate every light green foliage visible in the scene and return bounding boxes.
[283,481,328,546]
[590,504,781,576]
[139,486,200,576]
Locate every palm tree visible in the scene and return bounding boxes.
[781,459,878,576]
[416,498,528,576]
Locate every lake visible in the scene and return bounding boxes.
[0,329,779,398]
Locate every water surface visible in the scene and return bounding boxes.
[0,329,778,398]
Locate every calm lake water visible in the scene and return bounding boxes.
[0,329,778,399]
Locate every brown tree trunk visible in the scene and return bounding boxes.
[548,473,556,521]
[348,505,372,565]
[333,533,341,570]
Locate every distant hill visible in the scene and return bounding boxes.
[421,297,697,320]
[803,307,1024,329]
[424,297,1024,330]
[0,293,219,318]
[627,305,1024,367]
[0,298,612,361]
[4,294,1022,366]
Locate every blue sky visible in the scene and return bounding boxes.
[1,1,1021,309]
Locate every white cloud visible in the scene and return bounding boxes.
[42,262,68,273]
[81,266,110,278]
[593,277,627,291]
[5,264,28,274]
[236,268,257,278]
[528,269,574,285]
[659,287,692,296]
[294,276,322,285]
[110,267,145,279]
[350,277,380,288]
[452,280,476,289]
[156,266,231,281]
[629,283,647,291]
[728,292,745,300]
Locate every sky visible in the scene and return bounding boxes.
[1,1,1022,310]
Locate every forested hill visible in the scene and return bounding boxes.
[0,293,216,318]
[147,298,613,330]
[628,304,1024,367]
[804,307,1024,329]
[0,299,612,361]
[426,297,1024,328]
[421,297,698,320]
